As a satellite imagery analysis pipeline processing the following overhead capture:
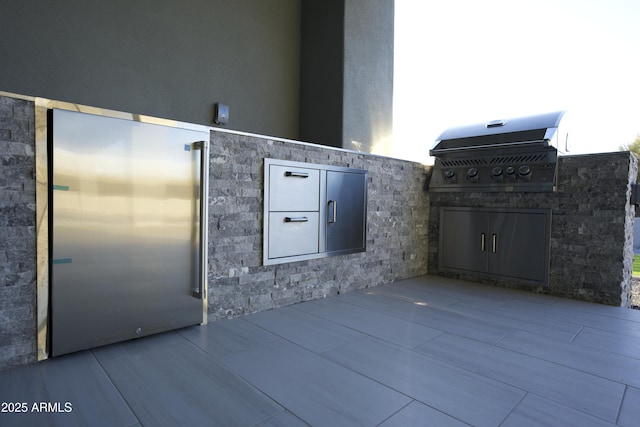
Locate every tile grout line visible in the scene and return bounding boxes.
[569,325,584,343]
[492,330,638,390]
[615,385,629,426]
[175,328,308,425]
[496,391,529,426]
[493,328,519,346]
[88,349,141,427]
[249,409,310,427]
[316,336,435,423]
[322,332,531,425]
[373,399,414,426]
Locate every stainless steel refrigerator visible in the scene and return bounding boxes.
[49,109,208,356]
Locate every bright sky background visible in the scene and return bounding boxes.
[392,0,640,164]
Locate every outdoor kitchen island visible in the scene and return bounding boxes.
[429,151,637,307]
[0,91,637,373]
[426,112,637,307]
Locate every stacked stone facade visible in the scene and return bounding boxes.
[0,91,636,371]
[207,131,430,319]
[429,152,637,306]
[0,96,37,369]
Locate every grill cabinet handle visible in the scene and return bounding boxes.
[481,233,486,252]
[492,234,497,253]
[284,216,309,223]
[285,171,309,178]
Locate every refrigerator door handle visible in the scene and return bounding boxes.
[191,140,208,301]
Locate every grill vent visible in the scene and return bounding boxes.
[489,153,548,164]
[441,158,488,167]
[441,154,548,167]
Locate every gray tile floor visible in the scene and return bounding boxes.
[1,275,640,426]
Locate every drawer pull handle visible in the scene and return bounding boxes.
[285,171,309,178]
[284,216,309,223]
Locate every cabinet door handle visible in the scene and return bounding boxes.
[481,233,486,252]
[492,234,497,253]
[285,171,309,178]
[284,216,309,223]
[328,200,337,223]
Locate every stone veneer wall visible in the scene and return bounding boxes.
[2,90,635,371]
[428,152,637,306]
[0,96,37,369]
[0,93,430,370]
[207,131,430,319]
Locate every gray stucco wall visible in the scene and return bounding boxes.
[0,0,301,138]
[299,1,345,148]
[299,0,394,153]
[343,0,394,154]
[428,152,637,306]
[1,0,395,154]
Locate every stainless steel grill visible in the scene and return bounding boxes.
[429,111,569,192]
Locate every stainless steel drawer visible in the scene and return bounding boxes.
[268,212,319,259]
[269,165,320,211]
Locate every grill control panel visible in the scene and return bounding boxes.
[429,149,558,192]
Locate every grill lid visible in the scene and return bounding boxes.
[428,111,569,193]
[430,110,568,156]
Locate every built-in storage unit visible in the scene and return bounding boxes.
[439,207,551,285]
[263,158,367,265]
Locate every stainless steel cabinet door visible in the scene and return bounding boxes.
[326,171,366,254]
[439,209,490,273]
[439,207,550,285]
[50,109,206,356]
[489,211,550,283]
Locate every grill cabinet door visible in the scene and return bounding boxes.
[489,211,550,283]
[439,209,489,273]
[439,207,550,285]
[326,171,366,254]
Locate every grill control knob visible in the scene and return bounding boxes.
[519,165,532,181]
[466,167,479,182]
[444,169,456,182]
[491,167,504,182]
[505,166,517,180]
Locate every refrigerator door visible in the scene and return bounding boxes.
[50,109,206,356]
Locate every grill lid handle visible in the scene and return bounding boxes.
[486,119,506,128]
